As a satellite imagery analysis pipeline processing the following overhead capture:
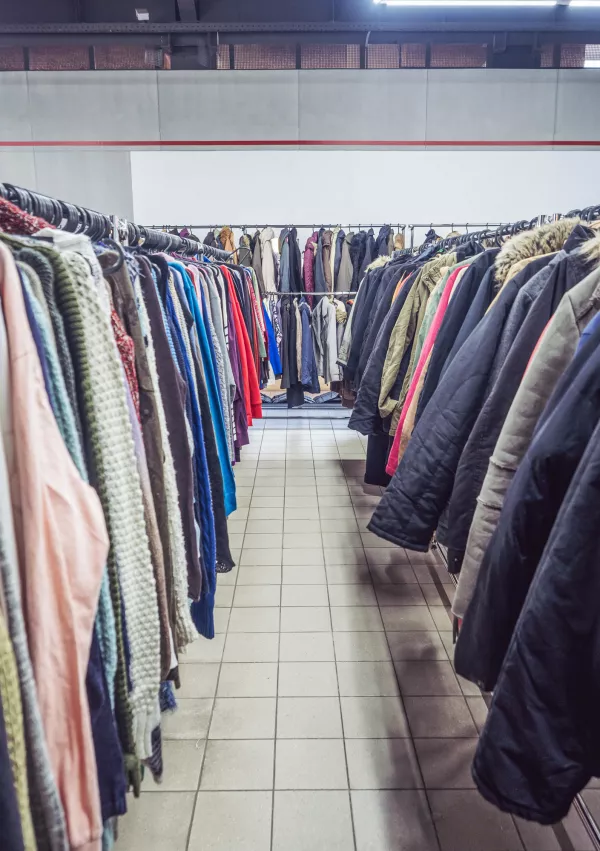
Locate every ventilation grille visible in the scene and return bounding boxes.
[367,44,399,69]
[29,46,90,71]
[216,43,231,70]
[94,46,166,70]
[560,44,586,68]
[430,44,487,68]
[540,44,555,68]
[0,46,25,71]
[234,44,295,70]
[301,44,360,69]
[401,44,427,68]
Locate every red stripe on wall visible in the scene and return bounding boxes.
[0,139,600,147]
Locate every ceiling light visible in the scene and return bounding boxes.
[570,0,600,5]
[373,0,557,5]
[135,8,150,20]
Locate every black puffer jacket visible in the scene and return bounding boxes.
[445,237,594,572]
[368,263,546,550]
[356,260,412,386]
[415,250,499,424]
[348,271,418,436]
[455,314,600,692]
[471,413,600,825]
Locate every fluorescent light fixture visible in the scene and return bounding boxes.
[570,0,600,5]
[135,8,150,20]
[373,0,556,5]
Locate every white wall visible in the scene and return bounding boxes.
[1,69,600,223]
[132,149,599,246]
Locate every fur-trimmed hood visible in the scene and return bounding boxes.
[494,218,580,285]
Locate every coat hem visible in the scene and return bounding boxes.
[472,762,570,826]
[365,518,429,552]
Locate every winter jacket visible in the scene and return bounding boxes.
[260,228,276,293]
[456,311,600,694]
[387,263,468,474]
[337,232,354,293]
[299,300,320,392]
[348,271,417,436]
[369,223,581,551]
[355,258,401,386]
[350,232,367,292]
[454,258,600,618]
[359,229,376,280]
[314,229,327,295]
[369,259,557,550]
[379,252,455,430]
[471,414,600,825]
[375,225,392,257]
[303,232,318,300]
[444,233,594,573]
[322,230,333,291]
[325,298,341,383]
[344,261,391,382]
[415,250,499,424]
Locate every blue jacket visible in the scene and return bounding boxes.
[170,261,236,516]
[263,302,282,376]
[165,277,216,638]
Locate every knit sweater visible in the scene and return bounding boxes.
[0,609,36,851]
[54,248,161,760]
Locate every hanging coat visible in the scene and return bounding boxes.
[337,231,354,293]
[303,231,318,302]
[470,414,600,825]
[444,234,594,573]
[454,259,600,619]
[260,228,276,293]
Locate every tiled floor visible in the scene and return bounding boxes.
[119,418,596,851]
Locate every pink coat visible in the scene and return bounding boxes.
[0,244,108,851]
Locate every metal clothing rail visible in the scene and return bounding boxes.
[264,291,358,297]
[435,543,600,851]
[0,183,233,261]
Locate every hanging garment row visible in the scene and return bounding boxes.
[340,209,600,826]
[0,192,272,851]
[177,224,403,295]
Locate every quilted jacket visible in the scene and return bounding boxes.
[471,413,600,824]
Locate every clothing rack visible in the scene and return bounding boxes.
[265,291,358,297]
[0,183,232,262]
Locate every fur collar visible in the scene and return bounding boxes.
[578,233,600,264]
[494,218,580,285]
[366,255,391,271]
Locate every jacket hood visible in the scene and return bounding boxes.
[494,218,580,285]
[260,227,275,243]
